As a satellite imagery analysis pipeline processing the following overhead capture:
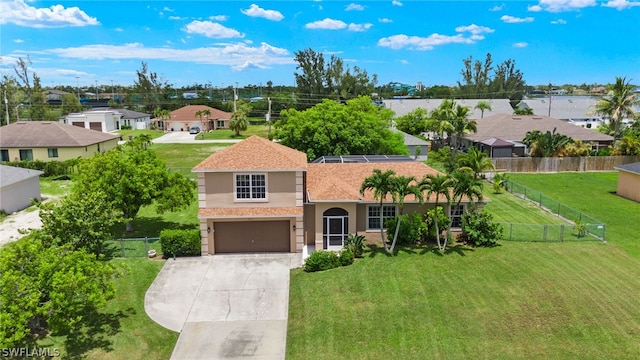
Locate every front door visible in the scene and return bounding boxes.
[325,216,347,250]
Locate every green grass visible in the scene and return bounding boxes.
[40,178,74,197]
[288,242,640,359]
[41,258,177,359]
[150,143,231,179]
[116,129,165,140]
[195,124,270,140]
[507,172,640,257]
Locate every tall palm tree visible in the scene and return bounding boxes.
[474,100,492,118]
[388,175,421,252]
[360,169,396,252]
[594,76,639,141]
[229,109,249,136]
[450,104,477,151]
[526,128,572,157]
[419,174,454,251]
[456,147,495,178]
[446,169,484,249]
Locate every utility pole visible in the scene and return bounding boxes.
[234,82,238,112]
[111,80,114,100]
[267,97,272,135]
[75,76,80,98]
[548,82,552,117]
[95,80,98,100]
[4,90,9,125]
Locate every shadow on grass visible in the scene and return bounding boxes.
[366,243,475,258]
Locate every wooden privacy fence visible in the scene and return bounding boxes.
[491,155,640,173]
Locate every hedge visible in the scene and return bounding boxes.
[159,228,201,258]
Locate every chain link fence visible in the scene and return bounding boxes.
[499,223,605,242]
[105,237,162,258]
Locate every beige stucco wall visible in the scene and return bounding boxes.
[2,138,119,162]
[201,171,299,208]
[303,204,316,245]
[617,171,640,202]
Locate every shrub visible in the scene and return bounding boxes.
[338,249,354,266]
[425,207,450,242]
[120,125,132,130]
[458,210,503,247]
[4,159,80,177]
[160,228,201,258]
[344,234,365,258]
[384,213,427,246]
[304,251,340,272]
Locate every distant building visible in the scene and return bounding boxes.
[60,108,152,131]
[0,165,43,214]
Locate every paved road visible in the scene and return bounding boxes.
[145,254,302,360]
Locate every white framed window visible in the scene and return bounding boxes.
[235,173,267,201]
[450,204,465,228]
[367,205,396,230]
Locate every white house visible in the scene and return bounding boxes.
[0,165,44,214]
[60,108,152,131]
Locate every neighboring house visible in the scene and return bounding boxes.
[0,165,43,214]
[193,136,471,255]
[393,129,428,160]
[460,113,614,157]
[114,109,152,130]
[45,89,70,101]
[614,162,640,203]
[165,105,231,132]
[60,108,152,131]
[517,97,606,129]
[0,121,119,162]
[383,98,514,119]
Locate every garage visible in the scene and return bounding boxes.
[214,220,290,253]
[89,122,103,132]
[170,122,185,131]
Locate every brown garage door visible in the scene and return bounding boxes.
[214,221,290,253]
[72,122,84,128]
[89,122,103,131]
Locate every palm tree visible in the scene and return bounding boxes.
[526,128,572,157]
[449,104,477,151]
[474,100,492,118]
[456,147,495,179]
[419,174,454,251]
[229,109,249,136]
[360,169,396,252]
[388,175,421,252]
[594,76,639,141]
[446,169,484,249]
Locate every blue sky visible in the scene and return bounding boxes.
[1,0,639,90]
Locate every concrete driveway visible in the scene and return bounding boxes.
[145,254,302,360]
[152,132,242,144]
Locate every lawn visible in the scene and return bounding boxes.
[149,143,231,179]
[287,172,640,359]
[195,124,270,140]
[41,258,177,359]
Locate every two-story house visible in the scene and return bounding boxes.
[193,136,472,255]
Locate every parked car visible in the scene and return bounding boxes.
[189,127,200,134]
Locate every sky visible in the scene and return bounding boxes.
[1,0,639,91]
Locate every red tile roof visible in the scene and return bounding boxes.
[169,105,231,121]
[198,206,303,218]
[193,136,308,171]
[307,162,441,202]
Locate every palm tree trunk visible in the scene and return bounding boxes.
[390,211,402,253]
[379,200,388,252]
[434,202,442,250]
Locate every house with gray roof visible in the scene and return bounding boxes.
[518,96,605,129]
[614,162,640,202]
[0,165,43,214]
[383,98,514,119]
[392,128,428,160]
[460,113,614,157]
[0,121,119,162]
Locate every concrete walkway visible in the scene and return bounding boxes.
[145,254,303,360]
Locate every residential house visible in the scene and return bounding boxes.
[193,136,470,255]
[460,114,614,157]
[517,97,606,129]
[164,105,231,132]
[0,121,119,162]
[45,89,70,102]
[60,108,152,131]
[383,98,514,119]
[0,165,43,214]
[614,162,640,202]
[392,129,428,160]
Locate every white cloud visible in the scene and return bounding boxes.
[551,18,567,24]
[513,42,528,48]
[602,0,640,10]
[305,18,347,30]
[0,0,99,28]
[184,21,244,38]
[210,15,228,21]
[43,42,294,71]
[392,0,403,6]
[378,18,393,23]
[501,15,535,23]
[348,23,373,32]
[163,7,174,12]
[241,4,284,21]
[14,39,24,43]
[527,0,596,12]
[400,59,409,65]
[490,3,505,11]
[346,3,365,11]
[378,24,494,50]
[169,16,186,21]
[115,27,124,32]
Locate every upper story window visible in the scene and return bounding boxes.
[48,148,59,158]
[235,173,267,201]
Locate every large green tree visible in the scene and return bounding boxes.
[395,108,429,135]
[73,138,195,232]
[0,237,120,347]
[274,96,407,161]
[457,53,526,102]
[61,93,83,115]
[131,61,168,113]
[594,76,639,141]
